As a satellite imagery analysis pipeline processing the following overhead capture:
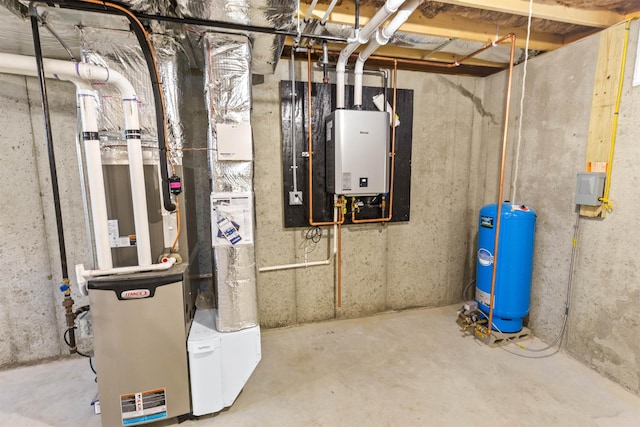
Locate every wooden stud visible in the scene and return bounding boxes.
[580,23,627,218]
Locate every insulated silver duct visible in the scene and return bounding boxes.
[120,0,295,74]
[204,33,258,332]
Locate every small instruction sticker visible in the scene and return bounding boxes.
[121,388,167,426]
[217,217,242,245]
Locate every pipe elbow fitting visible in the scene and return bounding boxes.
[384,0,406,14]
[376,29,390,46]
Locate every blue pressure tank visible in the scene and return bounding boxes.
[476,203,536,333]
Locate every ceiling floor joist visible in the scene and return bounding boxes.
[302,4,565,51]
[433,0,625,28]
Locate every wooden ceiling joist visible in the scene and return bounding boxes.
[301,3,564,51]
[433,0,625,28]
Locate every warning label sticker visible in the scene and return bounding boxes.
[121,388,167,426]
[476,288,491,306]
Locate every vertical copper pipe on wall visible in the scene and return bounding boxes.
[350,59,398,224]
[487,34,517,336]
[337,222,342,307]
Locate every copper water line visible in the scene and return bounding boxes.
[487,34,516,336]
[307,48,346,226]
[351,59,398,224]
[337,222,342,307]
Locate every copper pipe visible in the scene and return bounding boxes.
[487,34,516,336]
[351,59,398,224]
[337,221,342,307]
[307,48,345,226]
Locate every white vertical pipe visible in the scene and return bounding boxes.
[79,64,152,267]
[77,86,113,270]
[0,53,152,268]
[336,0,406,109]
[320,0,339,25]
[354,0,423,108]
[304,0,319,22]
[120,95,151,267]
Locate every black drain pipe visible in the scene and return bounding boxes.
[29,4,77,354]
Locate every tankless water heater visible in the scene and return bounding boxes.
[325,110,390,197]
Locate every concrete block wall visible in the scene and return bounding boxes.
[479,24,640,394]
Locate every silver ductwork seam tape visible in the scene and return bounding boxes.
[204,33,258,332]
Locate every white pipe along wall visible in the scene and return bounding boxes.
[336,0,406,109]
[0,53,153,270]
[354,0,423,108]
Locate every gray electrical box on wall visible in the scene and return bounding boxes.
[325,110,390,196]
[576,172,606,206]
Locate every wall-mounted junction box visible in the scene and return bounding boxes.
[325,110,390,197]
[576,172,606,206]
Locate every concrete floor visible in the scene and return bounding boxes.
[1,305,639,427]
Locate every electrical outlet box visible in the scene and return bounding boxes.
[576,172,606,206]
[289,191,303,205]
[325,110,390,197]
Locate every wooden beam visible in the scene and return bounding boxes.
[285,38,506,68]
[282,45,501,77]
[302,3,564,51]
[580,23,627,218]
[433,0,624,28]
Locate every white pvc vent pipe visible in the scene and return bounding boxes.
[354,0,423,108]
[336,0,406,109]
[0,52,152,267]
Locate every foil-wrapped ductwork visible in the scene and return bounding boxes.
[214,245,259,331]
[205,33,259,332]
[80,28,184,163]
[205,34,252,191]
[118,1,178,16]
[152,34,187,164]
[80,27,157,145]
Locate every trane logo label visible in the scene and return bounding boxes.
[121,289,151,299]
